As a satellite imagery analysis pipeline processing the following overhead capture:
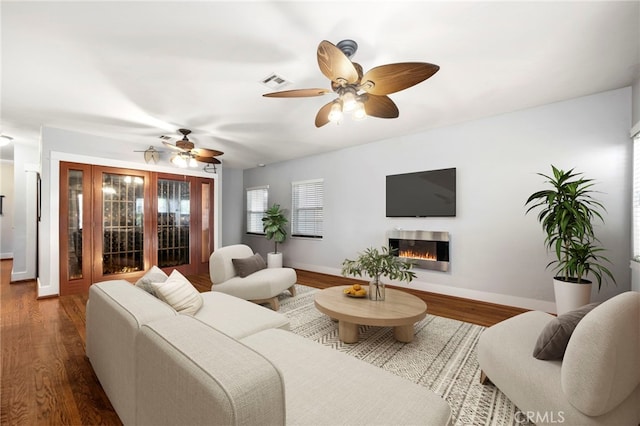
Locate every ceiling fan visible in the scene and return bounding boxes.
[162,128,224,169]
[263,40,439,127]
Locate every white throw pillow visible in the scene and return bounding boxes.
[150,270,203,315]
[135,265,168,297]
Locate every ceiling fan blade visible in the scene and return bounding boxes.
[363,95,399,119]
[195,155,221,164]
[317,40,359,85]
[360,62,440,95]
[263,88,331,98]
[162,141,186,152]
[315,101,335,128]
[192,147,224,157]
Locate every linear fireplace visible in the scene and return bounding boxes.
[387,230,450,272]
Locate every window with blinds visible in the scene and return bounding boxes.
[291,179,323,238]
[633,135,640,261]
[246,186,268,234]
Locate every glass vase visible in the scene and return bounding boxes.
[369,277,385,301]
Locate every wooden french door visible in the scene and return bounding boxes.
[59,162,214,295]
[59,163,93,295]
[91,166,152,284]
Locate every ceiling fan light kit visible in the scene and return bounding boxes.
[263,40,439,127]
[158,128,224,171]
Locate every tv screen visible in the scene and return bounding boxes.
[386,168,456,217]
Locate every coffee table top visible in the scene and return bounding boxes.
[314,285,427,327]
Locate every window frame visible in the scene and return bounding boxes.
[245,185,269,235]
[291,178,324,239]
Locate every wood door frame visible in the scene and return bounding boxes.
[59,162,93,295]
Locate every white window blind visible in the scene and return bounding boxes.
[292,179,324,238]
[633,135,640,260]
[246,186,268,234]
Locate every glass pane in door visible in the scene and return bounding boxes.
[201,182,210,263]
[157,179,190,267]
[67,170,84,280]
[102,174,145,275]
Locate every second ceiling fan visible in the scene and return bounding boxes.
[162,128,224,168]
[263,40,439,127]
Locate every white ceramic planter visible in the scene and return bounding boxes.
[553,278,592,315]
[267,252,283,268]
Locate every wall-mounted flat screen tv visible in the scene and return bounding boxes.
[386,168,456,217]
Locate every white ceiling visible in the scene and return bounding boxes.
[2,1,639,169]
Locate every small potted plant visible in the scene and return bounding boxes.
[525,165,615,314]
[341,246,416,301]
[262,203,288,268]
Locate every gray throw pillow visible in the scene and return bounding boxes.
[232,253,267,278]
[533,302,599,360]
[134,265,168,297]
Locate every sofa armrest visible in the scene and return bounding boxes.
[136,316,286,426]
[86,280,177,425]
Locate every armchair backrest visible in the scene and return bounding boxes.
[209,244,254,284]
[562,291,640,416]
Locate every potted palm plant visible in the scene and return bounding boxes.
[341,246,416,301]
[525,165,615,314]
[262,203,288,268]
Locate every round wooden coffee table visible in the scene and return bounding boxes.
[314,285,427,343]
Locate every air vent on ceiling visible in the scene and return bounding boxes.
[261,73,290,89]
[158,135,172,141]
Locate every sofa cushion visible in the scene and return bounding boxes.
[533,302,599,360]
[134,265,168,296]
[194,292,290,339]
[212,267,297,300]
[150,270,203,315]
[232,253,266,278]
[241,328,452,425]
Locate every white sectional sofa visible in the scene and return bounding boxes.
[86,279,452,426]
[86,280,290,425]
[477,291,640,426]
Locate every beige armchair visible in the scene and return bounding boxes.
[477,291,640,425]
[209,244,296,310]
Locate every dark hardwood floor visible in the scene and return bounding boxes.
[1,259,526,425]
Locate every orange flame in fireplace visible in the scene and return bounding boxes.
[399,248,437,261]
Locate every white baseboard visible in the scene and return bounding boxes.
[288,261,556,313]
[0,252,13,260]
[37,277,58,298]
[10,270,35,282]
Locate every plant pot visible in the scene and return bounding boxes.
[267,252,283,268]
[553,278,592,315]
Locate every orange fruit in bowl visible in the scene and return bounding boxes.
[353,284,361,291]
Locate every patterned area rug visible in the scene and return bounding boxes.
[278,285,522,426]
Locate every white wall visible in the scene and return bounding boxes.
[0,160,15,259]
[39,127,222,297]
[220,167,244,246]
[10,143,39,281]
[243,88,633,312]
